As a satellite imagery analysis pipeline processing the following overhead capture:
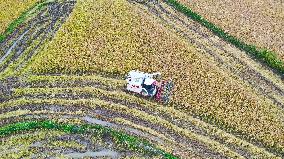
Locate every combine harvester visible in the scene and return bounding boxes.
[125,70,174,104]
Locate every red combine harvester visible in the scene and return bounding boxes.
[125,70,174,104]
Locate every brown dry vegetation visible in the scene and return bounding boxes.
[28,0,284,151]
[178,0,284,60]
[0,0,39,33]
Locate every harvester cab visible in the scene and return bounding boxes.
[125,70,174,104]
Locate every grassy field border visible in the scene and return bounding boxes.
[165,0,284,75]
[0,120,177,159]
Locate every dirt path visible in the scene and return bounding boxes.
[129,0,284,108]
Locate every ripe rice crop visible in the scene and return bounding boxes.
[26,0,284,153]
[177,0,284,61]
[165,0,284,74]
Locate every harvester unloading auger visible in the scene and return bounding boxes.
[125,70,174,104]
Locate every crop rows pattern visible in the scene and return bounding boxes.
[1,73,282,158]
[27,0,284,155]
[0,0,283,158]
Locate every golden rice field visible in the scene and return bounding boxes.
[29,0,284,152]
[178,0,284,60]
[0,0,284,158]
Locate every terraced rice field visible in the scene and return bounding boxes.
[0,0,284,158]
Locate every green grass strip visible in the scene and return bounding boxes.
[165,0,284,74]
[0,0,54,42]
[0,120,177,159]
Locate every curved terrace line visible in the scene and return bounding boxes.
[0,120,177,159]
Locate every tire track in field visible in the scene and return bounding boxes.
[129,0,284,109]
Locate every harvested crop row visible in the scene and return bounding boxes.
[12,86,280,158]
[26,0,284,153]
[0,108,195,158]
[0,30,47,78]
[0,102,191,157]
[112,117,198,158]
[0,0,76,79]
[0,0,54,42]
[23,75,126,89]
[0,97,243,158]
